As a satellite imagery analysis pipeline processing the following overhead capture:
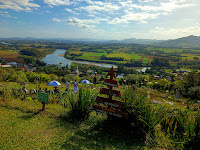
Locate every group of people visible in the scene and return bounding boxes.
[65,80,79,94]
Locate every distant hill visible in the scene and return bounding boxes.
[1,36,200,48]
[120,38,164,44]
[155,35,200,48]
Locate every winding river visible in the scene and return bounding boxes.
[42,49,150,72]
[42,49,117,68]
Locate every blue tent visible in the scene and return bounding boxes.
[81,79,91,84]
[46,80,61,86]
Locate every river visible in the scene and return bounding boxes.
[42,49,117,68]
[0,42,13,45]
[42,49,150,72]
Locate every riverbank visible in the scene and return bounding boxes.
[42,49,118,68]
[58,54,65,57]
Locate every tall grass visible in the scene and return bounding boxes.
[66,87,98,119]
[123,87,200,148]
[0,84,23,99]
[123,87,167,146]
[161,109,200,148]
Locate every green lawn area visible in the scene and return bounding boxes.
[181,53,200,60]
[142,57,149,64]
[0,98,144,150]
[146,47,184,53]
[68,50,142,62]
[68,50,107,61]
[106,52,141,61]
[79,52,107,61]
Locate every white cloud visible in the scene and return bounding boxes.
[155,26,165,30]
[79,3,120,14]
[84,0,104,6]
[124,12,159,21]
[44,0,71,6]
[65,8,78,14]
[151,26,200,38]
[52,17,62,22]
[66,17,100,28]
[0,11,8,14]
[108,17,129,24]
[131,1,193,12]
[66,17,104,32]
[0,10,17,18]
[0,0,40,11]
[95,17,110,22]
[66,19,96,29]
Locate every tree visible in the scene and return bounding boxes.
[49,74,58,81]
[151,57,170,67]
[59,62,62,67]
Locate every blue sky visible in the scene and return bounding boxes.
[0,0,200,40]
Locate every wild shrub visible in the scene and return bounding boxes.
[185,112,200,148]
[160,109,186,138]
[123,87,167,145]
[188,86,200,101]
[161,109,200,148]
[67,87,98,120]
[0,85,23,99]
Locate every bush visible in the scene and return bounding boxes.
[67,88,98,120]
[188,86,200,100]
[0,85,23,99]
[123,87,167,145]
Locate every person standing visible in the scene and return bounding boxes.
[65,80,70,92]
[93,76,97,86]
[73,80,79,95]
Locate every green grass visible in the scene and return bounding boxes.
[67,50,142,63]
[0,98,145,150]
[142,57,149,64]
[68,50,107,61]
[106,52,141,61]
[146,47,184,53]
[181,53,200,60]
[1,82,199,149]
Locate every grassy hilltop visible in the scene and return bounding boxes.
[0,81,199,149]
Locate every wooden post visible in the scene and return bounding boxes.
[42,102,46,110]
[93,66,128,118]
[38,92,49,111]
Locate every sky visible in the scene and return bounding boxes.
[0,0,200,40]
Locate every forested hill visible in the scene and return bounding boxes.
[154,35,200,49]
[121,38,163,44]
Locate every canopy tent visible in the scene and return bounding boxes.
[46,80,61,86]
[80,79,91,84]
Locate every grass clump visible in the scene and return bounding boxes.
[67,87,98,120]
[0,84,23,99]
[123,87,166,146]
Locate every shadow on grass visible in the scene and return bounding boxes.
[58,114,145,150]
[0,103,36,114]
[0,102,44,120]
[19,111,42,120]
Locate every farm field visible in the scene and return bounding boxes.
[65,46,200,67]
[181,53,200,60]
[146,47,184,53]
[106,52,141,61]
[66,49,149,65]
[0,50,23,63]
[146,47,200,53]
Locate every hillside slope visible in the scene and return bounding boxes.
[155,35,200,48]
